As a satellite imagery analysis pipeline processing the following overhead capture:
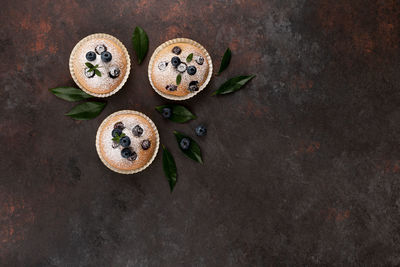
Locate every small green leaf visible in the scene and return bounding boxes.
[176,74,182,85]
[212,75,256,96]
[85,62,94,69]
[65,102,106,120]
[132,26,149,64]
[186,53,193,63]
[49,87,93,102]
[162,145,177,192]
[112,132,126,142]
[94,69,101,77]
[155,104,196,123]
[174,131,203,163]
[217,48,232,75]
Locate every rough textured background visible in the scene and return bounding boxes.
[1,0,400,266]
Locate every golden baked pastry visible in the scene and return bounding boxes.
[70,33,130,97]
[148,38,212,100]
[96,110,159,174]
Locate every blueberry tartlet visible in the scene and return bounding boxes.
[69,33,131,97]
[148,38,212,100]
[96,110,159,174]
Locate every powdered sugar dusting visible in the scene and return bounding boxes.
[152,44,209,94]
[75,38,126,92]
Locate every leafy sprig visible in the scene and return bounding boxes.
[85,62,101,77]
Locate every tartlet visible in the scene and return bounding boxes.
[96,110,159,174]
[148,38,213,100]
[69,33,131,97]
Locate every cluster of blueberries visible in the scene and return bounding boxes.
[161,107,207,150]
[158,46,204,92]
[111,122,151,161]
[85,44,120,79]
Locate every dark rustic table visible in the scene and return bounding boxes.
[1,0,400,266]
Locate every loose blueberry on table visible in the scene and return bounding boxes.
[180,138,190,150]
[195,125,207,136]
[162,107,172,118]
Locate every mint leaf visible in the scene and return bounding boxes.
[186,53,193,63]
[176,74,182,85]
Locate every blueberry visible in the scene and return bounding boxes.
[188,81,199,92]
[171,56,181,67]
[177,62,187,73]
[165,84,177,91]
[112,128,122,137]
[162,107,172,118]
[127,151,137,161]
[180,138,190,150]
[158,61,168,71]
[109,66,120,78]
[172,46,182,55]
[95,44,107,55]
[119,136,131,148]
[121,147,132,158]
[187,66,197,75]
[195,56,204,65]
[141,139,151,150]
[132,125,143,137]
[114,122,124,129]
[84,68,95,78]
[101,51,112,62]
[86,51,96,61]
[195,125,207,136]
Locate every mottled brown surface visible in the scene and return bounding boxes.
[1,0,400,266]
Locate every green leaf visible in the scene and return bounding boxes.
[176,74,182,85]
[85,62,94,69]
[174,131,203,163]
[49,87,93,102]
[162,145,177,192]
[217,48,232,75]
[155,104,196,123]
[186,53,193,63]
[94,69,101,77]
[112,132,126,142]
[132,26,149,64]
[212,75,256,96]
[65,102,106,120]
